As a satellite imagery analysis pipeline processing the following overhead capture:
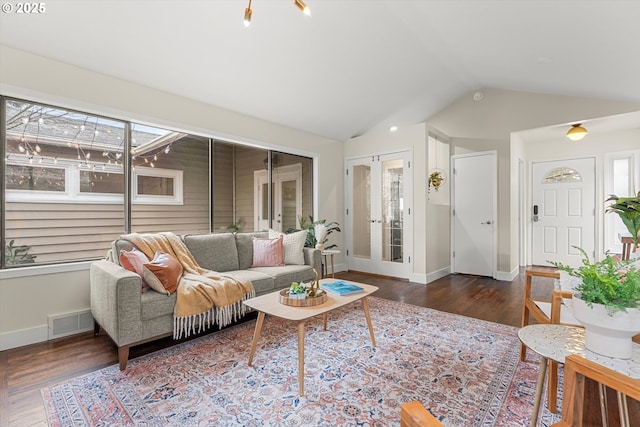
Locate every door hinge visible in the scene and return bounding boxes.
[452,209,455,216]
[346,208,349,215]
[346,169,349,176]
[408,256,411,263]
[346,249,349,256]
[453,168,457,175]
[408,160,411,168]
[453,251,455,258]
[408,207,411,215]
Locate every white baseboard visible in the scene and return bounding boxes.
[0,324,48,351]
[496,267,519,282]
[408,272,427,284]
[426,266,451,284]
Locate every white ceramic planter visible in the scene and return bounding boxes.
[572,295,640,359]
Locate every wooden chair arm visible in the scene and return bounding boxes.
[524,269,561,298]
[400,401,443,427]
[550,289,575,324]
[550,355,640,426]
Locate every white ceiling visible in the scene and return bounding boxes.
[1,0,639,141]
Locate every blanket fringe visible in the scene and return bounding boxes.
[173,288,256,340]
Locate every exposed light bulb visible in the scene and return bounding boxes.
[144,158,149,163]
[80,125,85,131]
[18,144,25,153]
[150,162,155,168]
[94,130,99,136]
[85,152,91,159]
[164,145,170,154]
[35,144,41,152]
[54,157,58,164]
[294,0,311,16]
[38,118,44,125]
[153,154,158,161]
[244,6,252,27]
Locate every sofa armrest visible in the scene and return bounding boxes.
[303,247,322,274]
[90,260,143,346]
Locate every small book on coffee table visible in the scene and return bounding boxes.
[321,281,364,296]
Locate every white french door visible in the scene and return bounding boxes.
[531,158,595,267]
[345,151,412,278]
[254,164,302,232]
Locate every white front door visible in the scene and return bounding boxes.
[345,151,412,279]
[451,151,497,277]
[531,158,596,267]
[254,164,302,232]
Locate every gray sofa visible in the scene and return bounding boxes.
[90,231,321,370]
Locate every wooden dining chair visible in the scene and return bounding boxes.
[520,268,582,413]
[400,401,443,427]
[550,355,640,427]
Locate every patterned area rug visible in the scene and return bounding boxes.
[42,297,561,426]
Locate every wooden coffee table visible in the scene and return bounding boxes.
[243,278,378,396]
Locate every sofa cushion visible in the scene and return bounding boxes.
[142,251,183,295]
[223,270,275,295]
[183,233,239,272]
[251,236,285,267]
[249,265,316,289]
[119,248,151,292]
[269,229,308,265]
[141,288,177,321]
[235,232,269,269]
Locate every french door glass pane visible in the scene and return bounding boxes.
[281,179,297,231]
[352,164,371,258]
[382,160,403,263]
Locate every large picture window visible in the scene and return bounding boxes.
[1,97,314,268]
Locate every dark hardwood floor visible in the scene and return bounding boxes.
[0,269,636,426]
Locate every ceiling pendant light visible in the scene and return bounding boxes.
[294,0,311,16]
[566,123,588,141]
[244,0,252,27]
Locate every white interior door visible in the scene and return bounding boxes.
[346,151,412,278]
[451,151,496,277]
[531,158,595,267]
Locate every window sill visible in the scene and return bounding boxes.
[0,260,93,279]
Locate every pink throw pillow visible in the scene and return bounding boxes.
[251,236,285,267]
[119,248,151,292]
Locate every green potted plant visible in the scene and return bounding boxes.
[551,247,640,359]
[606,191,640,252]
[5,240,37,265]
[288,216,341,250]
[289,282,307,299]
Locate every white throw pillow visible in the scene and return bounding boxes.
[268,229,308,265]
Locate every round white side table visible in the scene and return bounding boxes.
[321,249,340,278]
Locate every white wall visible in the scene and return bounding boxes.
[0,45,343,350]
[344,123,428,283]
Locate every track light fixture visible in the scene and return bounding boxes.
[244,0,252,27]
[294,0,311,16]
[243,0,310,26]
[566,123,588,141]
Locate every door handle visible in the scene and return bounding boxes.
[481,220,493,225]
[533,204,539,222]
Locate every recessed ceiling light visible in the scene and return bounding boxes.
[389,125,398,132]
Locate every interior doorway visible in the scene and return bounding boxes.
[451,151,497,278]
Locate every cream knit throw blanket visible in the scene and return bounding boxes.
[120,232,255,339]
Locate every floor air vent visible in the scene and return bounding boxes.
[48,310,94,340]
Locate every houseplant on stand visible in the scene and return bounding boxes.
[552,247,640,359]
[606,191,640,255]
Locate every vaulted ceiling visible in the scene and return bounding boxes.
[1,1,639,141]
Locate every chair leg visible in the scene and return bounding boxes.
[548,360,559,413]
[520,307,530,362]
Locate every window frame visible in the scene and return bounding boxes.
[131,166,184,205]
[603,150,640,254]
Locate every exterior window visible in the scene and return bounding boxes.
[1,97,315,268]
[6,164,66,192]
[604,151,639,254]
[543,167,582,183]
[132,166,183,204]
